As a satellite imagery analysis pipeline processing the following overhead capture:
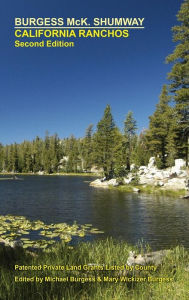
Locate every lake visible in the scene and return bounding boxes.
[0,175,189,250]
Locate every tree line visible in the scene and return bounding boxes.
[0,110,150,176]
[0,0,188,178]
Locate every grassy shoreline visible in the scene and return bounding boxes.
[0,238,188,300]
[0,172,99,177]
[111,184,187,197]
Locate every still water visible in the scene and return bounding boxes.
[0,175,189,249]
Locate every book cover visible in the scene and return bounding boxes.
[0,0,188,299]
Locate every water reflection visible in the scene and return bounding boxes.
[0,175,189,249]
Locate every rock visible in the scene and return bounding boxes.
[178,170,188,178]
[0,238,7,246]
[107,179,119,186]
[0,238,23,248]
[10,240,23,248]
[185,178,189,190]
[175,159,186,169]
[124,174,136,184]
[146,174,154,179]
[153,171,164,180]
[138,166,148,175]
[162,170,172,178]
[148,157,156,169]
[148,167,159,175]
[90,179,106,187]
[130,164,136,171]
[170,159,186,176]
[101,177,106,181]
[90,179,100,185]
[136,157,188,190]
[133,188,140,193]
[181,195,189,199]
[138,175,149,185]
[38,171,44,175]
[155,181,164,187]
[90,156,188,192]
[123,178,129,184]
[124,177,134,184]
[127,250,171,266]
[163,178,186,190]
[90,178,119,188]
[171,167,182,176]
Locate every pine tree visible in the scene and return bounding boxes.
[131,130,151,166]
[33,136,43,172]
[43,132,51,173]
[166,0,189,165]
[81,124,94,171]
[123,111,137,170]
[23,141,33,172]
[65,135,80,173]
[112,127,126,178]
[147,85,174,168]
[0,143,4,171]
[48,134,59,173]
[93,105,117,179]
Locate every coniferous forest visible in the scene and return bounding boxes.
[0,0,188,177]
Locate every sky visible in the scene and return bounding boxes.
[0,0,181,145]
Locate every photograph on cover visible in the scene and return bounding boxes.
[0,0,189,299]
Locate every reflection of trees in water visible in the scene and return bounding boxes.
[132,196,189,249]
[91,191,189,249]
[1,176,189,249]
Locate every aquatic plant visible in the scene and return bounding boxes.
[0,215,103,249]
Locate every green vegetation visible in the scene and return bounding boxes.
[146,0,189,169]
[0,215,103,249]
[0,238,188,300]
[0,1,188,178]
[114,184,186,197]
[123,111,138,170]
[146,85,175,169]
[166,0,189,166]
[93,105,124,179]
[0,172,98,177]
[50,172,98,177]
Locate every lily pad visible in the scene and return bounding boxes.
[0,214,103,250]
